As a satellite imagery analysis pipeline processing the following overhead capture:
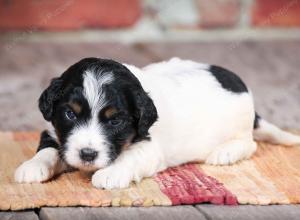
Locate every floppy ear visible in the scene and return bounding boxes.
[130,88,158,141]
[38,77,64,121]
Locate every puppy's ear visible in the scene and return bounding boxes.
[38,77,64,121]
[130,88,158,141]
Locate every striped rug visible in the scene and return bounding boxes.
[1,131,300,210]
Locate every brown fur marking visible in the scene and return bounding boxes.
[104,107,118,118]
[69,102,82,114]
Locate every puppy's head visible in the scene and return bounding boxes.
[39,58,157,171]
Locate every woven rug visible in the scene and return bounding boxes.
[1,131,300,210]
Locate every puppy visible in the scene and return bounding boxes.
[15,57,300,189]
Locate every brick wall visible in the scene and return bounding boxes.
[252,0,300,27]
[0,0,299,31]
[145,0,300,29]
[0,0,141,30]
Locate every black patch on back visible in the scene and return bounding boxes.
[210,65,248,93]
[254,112,261,129]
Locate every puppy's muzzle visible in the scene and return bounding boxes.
[79,148,98,162]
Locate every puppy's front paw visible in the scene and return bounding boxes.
[92,166,133,190]
[15,159,55,183]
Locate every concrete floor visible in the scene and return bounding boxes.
[0,40,300,219]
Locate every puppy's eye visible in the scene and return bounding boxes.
[65,110,77,120]
[108,119,123,126]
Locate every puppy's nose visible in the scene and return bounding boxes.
[79,148,98,162]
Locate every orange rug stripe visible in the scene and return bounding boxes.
[253,142,300,203]
[1,131,300,210]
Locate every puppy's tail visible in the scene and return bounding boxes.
[253,113,300,146]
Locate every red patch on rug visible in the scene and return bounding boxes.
[154,163,237,205]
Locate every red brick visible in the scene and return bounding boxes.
[0,0,141,31]
[252,0,300,27]
[196,0,241,28]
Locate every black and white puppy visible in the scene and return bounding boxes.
[15,57,300,189]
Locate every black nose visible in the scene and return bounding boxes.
[79,148,98,162]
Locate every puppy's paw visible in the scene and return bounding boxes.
[15,159,55,183]
[205,148,242,165]
[205,140,256,165]
[91,166,133,190]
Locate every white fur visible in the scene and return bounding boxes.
[92,58,258,189]
[254,119,300,146]
[15,148,63,183]
[16,58,299,189]
[92,140,166,189]
[83,70,113,114]
[127,58,257,164]
[64,71,113,171]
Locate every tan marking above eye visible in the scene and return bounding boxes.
[104,107,118,118]
[69,102,82,114]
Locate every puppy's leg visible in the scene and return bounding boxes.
[205,136,257,165]
[15,130,67,183]
[92,141,165,189]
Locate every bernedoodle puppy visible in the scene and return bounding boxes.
[15,57,300,189]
